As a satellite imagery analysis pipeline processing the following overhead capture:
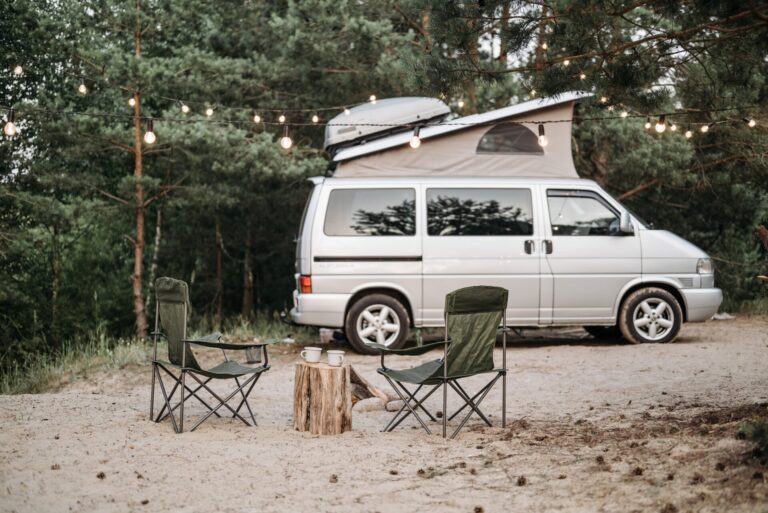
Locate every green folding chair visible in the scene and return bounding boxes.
[149,277,272,433]
[375,285,508,439]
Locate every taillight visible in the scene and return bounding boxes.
[299,275,312,294]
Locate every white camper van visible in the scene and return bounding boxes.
[289,94,722,354]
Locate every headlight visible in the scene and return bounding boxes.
[697,258,714,274]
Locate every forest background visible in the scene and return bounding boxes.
[1,0,766,377]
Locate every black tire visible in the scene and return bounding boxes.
[584,325,622,340]
[618,287,683,344]
[344,294,410,355]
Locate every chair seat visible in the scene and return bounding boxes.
[378,360,443,384]
[193,361,270,379]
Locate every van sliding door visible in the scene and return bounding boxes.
[421,186,540,326]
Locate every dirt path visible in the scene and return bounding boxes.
[1,318,767,513]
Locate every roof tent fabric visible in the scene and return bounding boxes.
[333,93,587,178]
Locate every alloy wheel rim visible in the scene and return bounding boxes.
[632,298,674,341]
[357,304,401,347]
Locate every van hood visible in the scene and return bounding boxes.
[640,230,709,259]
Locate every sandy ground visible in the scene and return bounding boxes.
[1,318,767,513]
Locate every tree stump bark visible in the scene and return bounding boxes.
[293,362,352,435]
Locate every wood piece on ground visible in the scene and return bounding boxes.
[293,362,352,435]
[757,275,768,284]
[350,365,392,403]
[355,397,385,412]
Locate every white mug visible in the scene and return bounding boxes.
[327,350,345,367]
[300,346,322,363]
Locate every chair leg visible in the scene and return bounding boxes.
[502,370,507,428]
[450,374,502,439]
[155,368,179,433]
[385,383,442,432]
[380,375,434,435]
[448,381,493,426]
[189,373,260,432]
[232,376,258,426]
[155,366,222,421]
[180,369,186,433]
[150,362,157,420]
[442,378,448,438]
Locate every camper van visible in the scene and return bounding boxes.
[289,94,722,354]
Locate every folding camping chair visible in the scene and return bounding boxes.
[374,285,508,439]
[149,277,272,433]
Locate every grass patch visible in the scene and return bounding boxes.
[216,313,318,343]
[741,419,768,459]
[0,331,149,395]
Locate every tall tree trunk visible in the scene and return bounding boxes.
[498,1,510,64]
[214,218,223,329]
[241,226,253,319]
[50,222,60,346]
[131,1,148,338]
[145,207,162,311]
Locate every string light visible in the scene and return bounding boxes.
[563,59,570,67]
[311,114,319,123]
[253,113,261,123]
[685,125,693,139]
[409,126,421,149]
[541,42,548,50]
[3,109,17,136]
[537,124,548,147]
[128,97,136,107]
[579,72,586,80]
[343,108,351,116]
[206,107,214,117]
[279,125,292,150]
[13,65,23,76]
[530,89,537,97]
[669,121,677,132]
[620,110,628,118]
[700,123,710,133]
[600,96,608,104]
[143,118,156,144]
[78,83,87,95]
[654,115,666,133]
[457,99,465,108]
[278,114,286,123]
[180,103,190,114]
[369,95,376,103]
[744,117,756,128]
[644,118,652,130]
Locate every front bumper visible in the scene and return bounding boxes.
[682,287,722,322]
[289,290,348,328]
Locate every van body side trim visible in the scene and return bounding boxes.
[314,256,422,262]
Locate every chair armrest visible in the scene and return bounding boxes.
[183,333,276,350]
[150,331,168,339]
[369,340,449,356]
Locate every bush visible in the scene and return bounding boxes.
[740,419,768,459]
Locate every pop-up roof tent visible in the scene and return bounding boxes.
[326,91,590,178]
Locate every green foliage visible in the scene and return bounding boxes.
[740,419,768,459]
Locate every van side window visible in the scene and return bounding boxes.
[426,188,534,236]
[476,123,544,155]
[547,191,620,236]
[324,188,416,236]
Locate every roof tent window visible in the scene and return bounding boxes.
[476,123,544,155]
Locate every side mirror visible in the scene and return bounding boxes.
[619,211,634,234]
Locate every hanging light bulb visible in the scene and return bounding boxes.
[600,96,608,104]
[253,113,261,123]
[644,118,652,130]
[409,126,421,149]
[343,108,351,116]
[279,125,292,149]
[579,72,586,80]
[206,107,214,117]
[78,83,87,95]
[530,89,537,97]
[180,103,190,114]
[607,105,614,112]
[669,122,677,132]
[4,109,17,136]
[311,114,319,123]
[541,42,548,50]
[620,110,628,118]
[744,117,756,128]
[128,97,136,107]
[369,94,376,103]
[13,65,23,76]
[143,119,156,144]
[278,114,286,123]
[538,124,549,147]
[563,59,570,67]
[700,123,710,133]
[654,115,666,133]
[457,99,465,108]
[684,125,693,139]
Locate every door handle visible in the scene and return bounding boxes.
[543,240,553,254]
[524,240,534,254]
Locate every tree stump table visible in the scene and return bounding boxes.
[293,362,352,435]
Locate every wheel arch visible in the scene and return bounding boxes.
[344,285,415,328]
[614,279,688,322]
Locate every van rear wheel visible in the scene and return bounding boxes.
[345,294,409,355]
[618,287,682,344]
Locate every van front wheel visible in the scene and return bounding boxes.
[345,294,409,355]
[619,288,682,344]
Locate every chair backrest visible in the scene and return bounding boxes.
[443,286,508,378]
[154,277,200,370]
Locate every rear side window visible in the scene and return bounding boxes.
[427,188,534,236]
[324,188,416,236]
